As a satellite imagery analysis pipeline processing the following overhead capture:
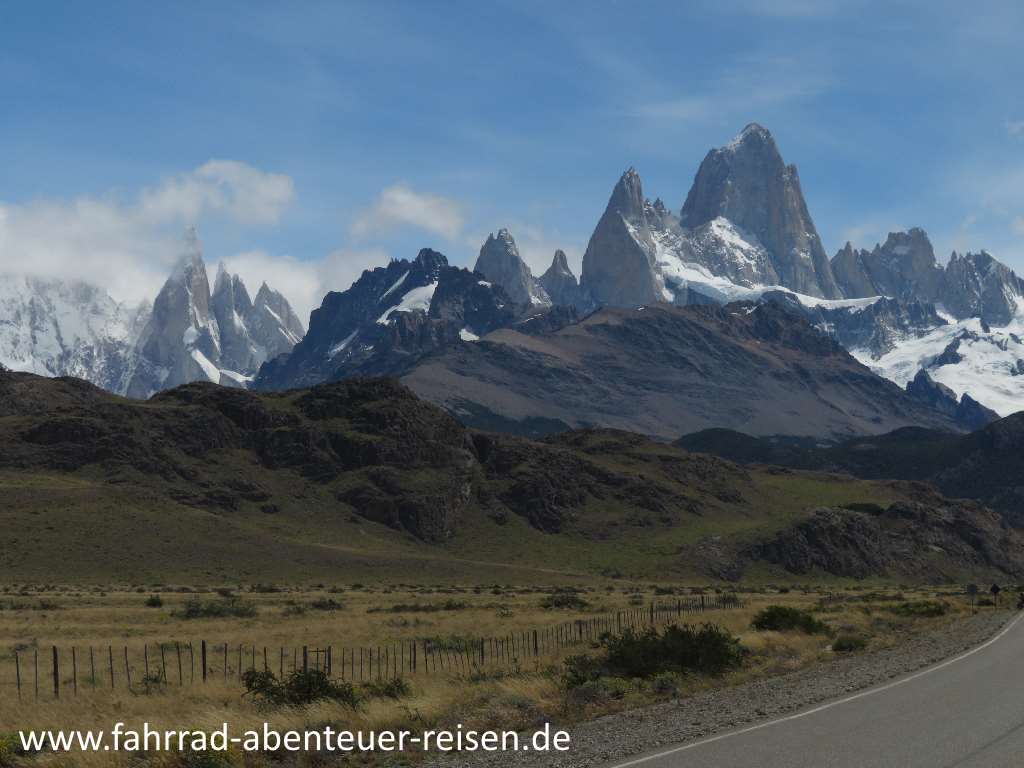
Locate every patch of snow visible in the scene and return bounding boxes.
[262,304,283,324]
[220,369,253,384]
[182,326,199,346]
[376,282,437,325]
[329,330,358,358]
[379,271,409,302]
[190,348,221,383]
[478,280,491,287]
[459,328,480,342]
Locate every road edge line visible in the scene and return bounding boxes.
[608,611,1024,768]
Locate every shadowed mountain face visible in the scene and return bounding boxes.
[676,412,1024,526]
[254,248,524,390]
[1,368,1019,582]
[401,301,961,441]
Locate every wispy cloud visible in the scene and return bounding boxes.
[0,160,295,303]
[138,161,294,225]
[222,247,388,322]
[1007,120,1024,137]
[351,184,464,240]
[629,55,832,127]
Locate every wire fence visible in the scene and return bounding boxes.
[5,595,740,702]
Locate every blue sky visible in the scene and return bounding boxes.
[2,0,1023,319]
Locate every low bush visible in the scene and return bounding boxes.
[832,634,868,653]
[144,595,163,608]
[367,600,467,614]
[887,600,949,618]
[540,591,590,610]
[178,597,257,620]
[309,597,344,611]
[604,623,744,677]
[562,623,743,688]
[243,669,358,708]
[751,605,829,635]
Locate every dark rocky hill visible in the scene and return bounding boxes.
[677,413,1024,526]
[0,368,1017,583]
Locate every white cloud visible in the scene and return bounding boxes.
[1008,121,1024,137]
[0,160,296,305]
[351,184,463,240]
[222,247,389,323]
[139,160,294,225]
[1014,216,1024,236]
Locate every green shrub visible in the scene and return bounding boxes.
[540,591,590,610]
[562,654,605,688]
[366,600,467,614]
[243,669,358,708]
[178,597,257,620]
[832,634,867,653]
[144,594,163,608]
[309,597,344,611]
[751,605,829,634]
[887,600,949,618]
[603,623,744,677]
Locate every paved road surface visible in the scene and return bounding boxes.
[608,613,1024,768]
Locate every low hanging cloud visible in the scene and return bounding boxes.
[221,247,390,325]
[0,160,296,304]
[351,184,464,240]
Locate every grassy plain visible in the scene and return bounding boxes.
[0,581,984,767]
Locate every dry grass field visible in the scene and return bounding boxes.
[0,580,984,767]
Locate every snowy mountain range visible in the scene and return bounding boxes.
[0,228,304,398]
[4,122,1022,422]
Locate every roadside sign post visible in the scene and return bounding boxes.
[967,584,979,614]
[990,584,1001,609]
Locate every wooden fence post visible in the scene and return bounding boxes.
[124,647,131,689]
[176,642,183,685]
[52,647,59,699]
[72,647,77,696]
[108,646,114,689]
[201,641,208,683]
[90,647,96,689]
[15,651,21,701]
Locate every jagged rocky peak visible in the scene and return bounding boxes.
[608,167,646,220]
[474,229,551,307]
[126,228,304,398]
[581,168,666,307]
[253,246,527,391]
[680,123,841,298]
[832,227,943,302]
[905,369,999,431]
[944,250,1024,326]
[539,250,590,309]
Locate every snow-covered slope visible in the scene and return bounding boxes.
[854,308,1024,417]
[0,274,149,392]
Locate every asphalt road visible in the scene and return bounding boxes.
[608,613,1024,768]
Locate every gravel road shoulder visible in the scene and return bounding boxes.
[430,610,1013,768]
